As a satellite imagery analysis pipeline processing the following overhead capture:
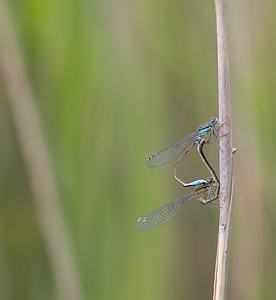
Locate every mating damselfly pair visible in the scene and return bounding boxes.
[136,117,220,231]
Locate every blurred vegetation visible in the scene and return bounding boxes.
[0,0,276,299]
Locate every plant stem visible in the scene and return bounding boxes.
[213,0,234,299]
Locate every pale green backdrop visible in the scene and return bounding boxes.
[0,1,274,299]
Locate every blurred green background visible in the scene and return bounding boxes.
[0,0,275,299]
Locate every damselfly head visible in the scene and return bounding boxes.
[207,177,214,184]
[210,117,219,127]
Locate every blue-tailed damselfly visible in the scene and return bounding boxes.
[137,138,219,230]
[146,117,219,168]
[136,177,219,230]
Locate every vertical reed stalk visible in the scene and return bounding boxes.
[213,0,235,299]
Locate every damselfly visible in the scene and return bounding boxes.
[146,117,219,168]
[137,139,219,230]
[136,177,219,231]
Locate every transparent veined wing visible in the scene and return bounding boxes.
[136,192,196,230]
[146,131,198,168]
[146,117,219,168]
